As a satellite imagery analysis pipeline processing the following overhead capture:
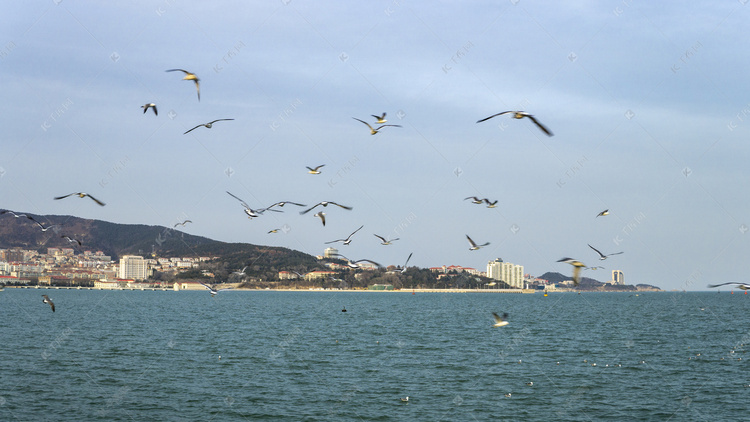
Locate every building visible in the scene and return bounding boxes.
[486,258,525,289]
[118,255,148,280]
[612,270,624,285]
[324,247,339,258]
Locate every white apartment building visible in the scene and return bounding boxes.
[486,258,525,289]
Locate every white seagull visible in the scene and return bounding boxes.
[557,258,587,286]
[184,119,234,135]
[707,282,750,290]
[484,199,498,208]
[334,254,383,269]
[226,191,275,218]
[174,220,192,228]
[372,113,387,124]
[588,244,623,260]
[464,196,484,204]
[199,282,234,297]
[61,235,82,246]
[492,312,509,327]
[265,201,307,211]
[307,165,325,174]
[54,192,106,206]
[314,212,326,226]
[476,111,553,136]
[466,235,490,250]
[141,103,157,115]
[596,209,609,218]
[325,225,364,245]
[374,234,399,245]
[399,252,413,273]
[42,295,55,312]
[166,69,200,101]
[352,117,402,135]
[300,201,353,215]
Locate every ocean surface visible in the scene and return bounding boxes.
[1,289,748,421]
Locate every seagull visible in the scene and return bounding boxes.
[30,218,59,232]
[141,103,157,115]
[232,267,247,277]
[504,393,512,398]
[374,234,399,245]
[61,235,82,246]
[314,212,326,226]
[466,235,490,250]
[484,199,498,208]
[464,196,484,204]
[557,258,587,286]
[268,229,281,234]
[492,312,509,327]
[476,111,553,136]
[400,396,409,403]
[184,119,234,134]
[526,382,534,386]
[707,282,750,290]
[596,209,609,218]
[342,307,347,312]
[400,252,413,273]
[1,210,30,218]
[166,69,200,101]
[54,192,106,206]
[198,282,234,297]
[372,113,387,124]
[334,254,382,269]
[325,225,364,245]
[300,201,353,215]
[42,295,55,312]
[226,191,271,218]
[306,165,325,174]
[588,244,623,260]
[174,220,192,228]
[265,201,307,211]
[352,117,401,135]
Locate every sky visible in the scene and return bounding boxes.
[2,1,750,291]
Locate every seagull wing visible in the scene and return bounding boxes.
[54,193,77,200]
[588,244,605,259]
[404,252,413,267]
[476,111,512,123]
[300,203,322,215]
[194,79,200,101]
[226,191,251,209]
[492,312,507,324]
[330,202,353,210]
[374,234,387,243]
[184,124,204,134]
[208,119,235,125]
[166,69,190,74]
[572,266,582,286]
[349,225,364,238]
[466,235,478,248]
[352,117,374,130]
[85,194,106,206]
[525,115,553,136]
[152,105,158,115]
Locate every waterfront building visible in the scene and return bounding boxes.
[118,255,148,280]
[612,270,624,285]
[486,258,525,289]
[323,247,339,258]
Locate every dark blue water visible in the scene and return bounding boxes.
[1,289,748,421]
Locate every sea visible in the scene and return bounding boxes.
[0,289,748,421]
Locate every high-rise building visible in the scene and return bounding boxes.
[119,255,148,280]
[612,270,624,285]
[324,247,339,258]
[486,258,525,288]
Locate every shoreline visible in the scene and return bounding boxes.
[1,286,664,293]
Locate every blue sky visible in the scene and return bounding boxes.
[2,1,749,290]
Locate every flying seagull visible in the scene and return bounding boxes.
[174,220,192,228]
[466,235,490,250]
[557,258,587,286]
[325,225,364,245]
[61,235,82,246]
[166,69,200,101]
[371,112,387,124]
[314,212,326,226]
[307,165,325,174]
[1,210,30,218]
[184,119,234,134]
[30,218,59,232]
[596,209,609,218]
[707,282,750,290]
[400,252,413,273]
[374,234,399,245]
[226,191,273,218]
[232,267,247,277]
[334,254,383,269]
[492,312,509,327]
[464,196,484,204]
[476,111,553,136]
[54,192,106,206]
[141,103,157,115]
[198,282,234,297]
[300,201,353,215]
[588,244,623,260]
[265,201,307,211]
[268,229,281,234]
[42,295,55,312]
[352,117,402,135]
[484,199,498,208]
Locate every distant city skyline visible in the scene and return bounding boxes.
[2,2,749,290]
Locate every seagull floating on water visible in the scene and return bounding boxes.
[588,244,623,260]
[184,119,234,134]
[707,282,750,290]
[492,312,509,327]
[400,396,409,402]
[476,111,553,136]
[352,117,401,135]
[557,257,586,286]
[300,201,353,215]
[466,235,490,250]
[325,225,364,245]
[42,295,55,312]
[166,69,200,101]
[306,165,325,174]
[141,103,157,116]
[54,192,106,206]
